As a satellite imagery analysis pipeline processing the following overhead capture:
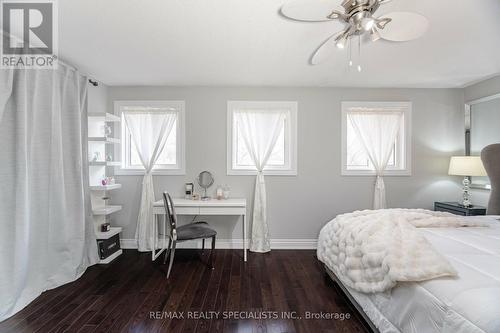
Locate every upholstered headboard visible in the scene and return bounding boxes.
[481,144,500,215]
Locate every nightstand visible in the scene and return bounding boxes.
[434,202,486,216]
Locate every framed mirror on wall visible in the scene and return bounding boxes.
[465,93,500,189]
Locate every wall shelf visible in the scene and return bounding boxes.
[96,226,122,240]
[89,184,122,191]
[87,92,122,264]
[92,205,122,215]
[98,249,122,264]
[88,112,121,122]
[89,161,121,167]
[89,137,120,144]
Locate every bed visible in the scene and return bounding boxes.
[319,214,500,333]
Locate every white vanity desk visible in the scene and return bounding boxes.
[153,198,247,261]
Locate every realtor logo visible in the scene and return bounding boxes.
[1,0,58,68]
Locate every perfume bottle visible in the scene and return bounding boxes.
[223,184,230,199]
[216,185,223,200]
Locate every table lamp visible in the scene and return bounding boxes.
[448,156,487,207]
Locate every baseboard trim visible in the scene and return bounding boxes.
[120,238,317,250]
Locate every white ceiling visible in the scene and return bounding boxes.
[59,0,500,88]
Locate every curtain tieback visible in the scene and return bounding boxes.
[256,170,265,184]
[375,175,385,190]
[142,171,153,184]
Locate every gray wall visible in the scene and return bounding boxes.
[88,82,108,115]
[106,86,465,242]
[464,75,500,206]
[465,75,500,102]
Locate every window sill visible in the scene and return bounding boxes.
[114,168,186,176]
[341,169,411,177]
[227,169,297,176]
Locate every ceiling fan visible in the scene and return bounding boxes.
[281,0,429,69]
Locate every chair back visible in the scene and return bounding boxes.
[163,192,177,236]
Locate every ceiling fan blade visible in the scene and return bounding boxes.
[310,30,345,65]
[281,0,344,22]
[378,12,429,42]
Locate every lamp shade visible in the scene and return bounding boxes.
[448,156,487,176]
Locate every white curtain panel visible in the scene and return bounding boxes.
[123,111,176,251]
[235,110,286,252]
[348,109,403,209]
[0,66,98,321]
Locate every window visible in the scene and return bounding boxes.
[227,101,297,175]
[115,101,185,175]
[341,101,411,176]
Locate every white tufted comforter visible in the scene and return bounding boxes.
[317,209,487,293]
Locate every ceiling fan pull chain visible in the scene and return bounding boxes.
[349,38,353,69]
[357,35,362,72]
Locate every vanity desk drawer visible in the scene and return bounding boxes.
[175,207,200,215]
[199,207,246,216]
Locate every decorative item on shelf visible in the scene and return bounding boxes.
[223,184,230,200]
[192,193,200,200]
[101,124,112,138]
[101,223,111,232]
[106,176,115,185]
[197,171,214,201]
[101,178,107,186]
[185,182,194,199]
[216,185,223,200]
[448,156,487,208]
[106,154,113,162]
[91,152,101,162]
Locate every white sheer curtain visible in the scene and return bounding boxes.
[0,66,97,321]
[235,110,286,253]
[348,109,403,209]
[124,111,176,251]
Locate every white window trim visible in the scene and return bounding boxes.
[227,101,298,176]
[341,101,412,176]
[114,100,186,176]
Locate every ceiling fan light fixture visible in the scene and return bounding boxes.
[335,32,349,49]
[336,38,347,49]
[360,17,375,31]
[370,27,381,42]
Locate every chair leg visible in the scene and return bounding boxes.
[201,238,205,255]
[166,240,176,279]
[208,235,216,270]
[163,237,172,264]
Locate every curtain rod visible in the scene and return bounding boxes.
[57,56,99,86]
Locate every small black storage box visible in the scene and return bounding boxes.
[97,234,121,259]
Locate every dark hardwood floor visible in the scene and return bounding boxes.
[0,250,371,333]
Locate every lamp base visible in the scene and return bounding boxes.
[462,177,471,208]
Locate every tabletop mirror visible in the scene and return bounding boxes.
[197,171,214,200]
[466,93,500,189]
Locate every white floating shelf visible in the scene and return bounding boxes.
[98,249,122,264]
[88,112,121,122]
[92,205,122,215]
[96,226,122,240]
[89,184,122,191]
[88,137,120,144]
[89,161,121,167]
